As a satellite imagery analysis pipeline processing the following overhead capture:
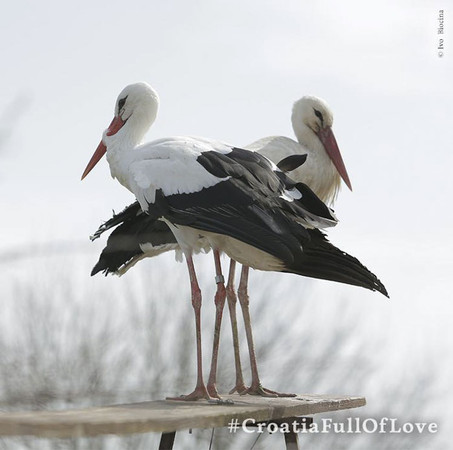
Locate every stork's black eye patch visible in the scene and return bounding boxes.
[118,96,127,110]
[313,108,324,123]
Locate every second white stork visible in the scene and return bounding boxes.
[226,95,354,397]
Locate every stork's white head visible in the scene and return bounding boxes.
[292,95,334,137]
[81,82,159,180]
[291,95,352,191]
[112,82,159,137]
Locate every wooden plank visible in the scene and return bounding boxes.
[0,394,365,439]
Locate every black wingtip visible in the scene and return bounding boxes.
[367,268,389,298]
[376,282,390,298]
[90,264,102,277]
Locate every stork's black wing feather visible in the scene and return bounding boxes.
[276,154,308,172]
[90,202,142,241]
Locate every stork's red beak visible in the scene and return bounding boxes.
[81,116,126,180]
[317,127,352,191]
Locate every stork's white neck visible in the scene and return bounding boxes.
[291,113,341,205]
[292,121,324,157]
[104,95,158,186]
[104,120,144,151]
[103,117,148,189]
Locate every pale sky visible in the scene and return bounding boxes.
[1,0,452,442]
[1,0,451,239]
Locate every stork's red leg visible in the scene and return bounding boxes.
[206,250,227,399]
[238,265,296,397]
[225,260,248,394]
[167,255,211,401]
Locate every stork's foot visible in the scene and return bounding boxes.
[166,384,212,402]
[207,382,222,400]
[229,382,248,395]
[240,384,297,398]
[206,383,235,404]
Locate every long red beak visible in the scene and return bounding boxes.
[317,126,352,191]
[81,116,126,180]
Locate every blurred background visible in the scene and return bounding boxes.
[0,0,451,448]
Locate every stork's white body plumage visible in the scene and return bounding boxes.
[107,136,232,202]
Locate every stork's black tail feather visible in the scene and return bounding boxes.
[286,229,388,297]
[91,208,177,276]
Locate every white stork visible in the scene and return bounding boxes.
[225,96,354,397]
[83,83,388,401]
